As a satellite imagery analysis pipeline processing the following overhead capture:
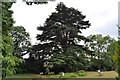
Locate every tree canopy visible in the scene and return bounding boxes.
[113,41,120,79]
[85,34,115,71]
[30,2,91,74]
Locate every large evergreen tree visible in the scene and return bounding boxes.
[35,2,91,74]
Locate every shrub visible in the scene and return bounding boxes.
[58,73,77,78]
[57,71,87,78]
[70,74,77,78]
[78,72,87,76]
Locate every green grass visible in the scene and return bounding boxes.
[56,73,79,78]
[51,72,87,78]
[6,73,37,78]
[50,71,118,78]
[6,71,118,78]
[76,71,118,78]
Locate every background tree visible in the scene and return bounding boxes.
[11,26,32,73]
[85,34,115,71]
[35,2,91,74]
[118,26,120,79]
[11,26,31,59]
[2,2,22,78]
[24,44,45,74]
[0,2,2,79]
[113,41,120,79]
[1,0,56,75]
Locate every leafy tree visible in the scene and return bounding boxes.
[86,34,115,71]
[107,40,118,71]
[24,44,45,73]
[113,41,120,79]
[10,26,32,74]
[0,2,2,79]
[11,26,31,59]
[118,26,120,79]
[1,2,22,78]
[35,2,91,74]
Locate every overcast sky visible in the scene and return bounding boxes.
[11,0,119,45]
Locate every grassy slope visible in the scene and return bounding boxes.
[6,71,118,78]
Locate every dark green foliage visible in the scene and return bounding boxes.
[10,26,32,74]
[87,59,101,71]
[113,41,120,79]
[115,77,120,80]
[11,26,31,58]
[50,54,79,73]
[25,58,44,74]
[34,2,91,74]
[15,61,27,74]
[25,44,45,73]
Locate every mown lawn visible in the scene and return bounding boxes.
[6,71,118,78]
[76,71,118,78]
[6,73,37,78]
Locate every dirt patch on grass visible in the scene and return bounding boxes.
[34,75,50,78]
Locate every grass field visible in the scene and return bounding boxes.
[6,71,118,78]
[6,73,37,78]
[76,71,118,78]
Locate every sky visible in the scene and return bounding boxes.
[11,0,119,45]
